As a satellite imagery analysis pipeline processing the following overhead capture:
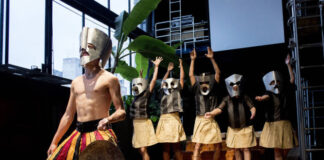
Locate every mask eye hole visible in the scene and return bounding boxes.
[171,82,174,86]
[270,80,275,85]
[235,81,241,86]
[132,84,135,86]
[138,83,142,86]
[87,43,96,50]
[163,82,168,87]
[230,82,234,86]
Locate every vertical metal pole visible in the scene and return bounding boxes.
[128,0,132,94]
[45,0,53,74]
[319,4,324,60]
[291,0,307,159]
[0,0,4,65]
[4,0,9,65]
[108,0,111,69]
[169,0,171,47]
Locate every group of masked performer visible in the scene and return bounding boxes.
[47,27,297,160]
[130,47,298,160]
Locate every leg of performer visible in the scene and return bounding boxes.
[173,142,183,160]
[213,143,221,160]
[234,148,243,160]
[163,143,171,160]
[139,147,150,160]
[274,148,283,160]
[193,143,201,160]
[243,148,251,160]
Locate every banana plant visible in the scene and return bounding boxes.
[111,0,188,81]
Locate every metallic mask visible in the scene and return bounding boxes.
[131,78,148,96]
[162,78,180,95]
[80,27,112,67]
[196,73,214,95]
[225,74,243,97]
[263,71,282,94]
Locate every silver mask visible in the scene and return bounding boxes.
[263,71,282,94]
[131,78,148,96]
[162,78,180,95]
[225,74,243,97]
[80,27,112,67]
[196,73,214,95]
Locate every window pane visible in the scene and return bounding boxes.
[111,0,129,14]
[9,0,45,69]
[53,1,82,79]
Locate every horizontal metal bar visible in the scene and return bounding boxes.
[299,42,322,49]
[304,106,324,110]
[300,64,324,69]
[306,148,324,152]
[305,127,324,130]
[170,1,180,4]
[298,24,321,29]
[303,85,324,89]
[298,15,320,19]
[296,5,320,9]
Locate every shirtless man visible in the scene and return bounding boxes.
[47,27,126,160]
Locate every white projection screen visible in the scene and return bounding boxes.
[208,0,285,52]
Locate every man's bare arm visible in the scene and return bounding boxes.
[189,49,196,86]
[47,82,77,156]
[98,76,126,130]
[205,47,220,83]
[149,57,163,92]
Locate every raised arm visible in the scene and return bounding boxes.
[97,76,126,130]
[179,59,184,89]
[47,81,77,156]
[189,48,197,86]
[255,94,270,102]
[163,62,174,80]
[149,57,163,92]
[205,47,220,83]
[285,54,295,84]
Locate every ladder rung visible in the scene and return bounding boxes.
[304,106,324,110]
[301,64,324,69]
[170,10,180,13]
[298,24,321,29]
[298,15,320,19]
[297,5,320,9]
[170,1,180,4]
[305,127,324,130]
[306,148,324,152]
[299,42,322,49]
[302,85,324,89]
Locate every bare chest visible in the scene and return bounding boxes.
[74,78,108,96]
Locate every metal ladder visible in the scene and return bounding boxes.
[287,0,324,159]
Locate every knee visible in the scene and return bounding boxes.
[243,148,250,152]
[139,147,147,154]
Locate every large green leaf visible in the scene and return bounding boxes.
[128,35,179,68]
[135,53,149,78]
[115,60,138,81]
[114,11,129,42]
[123,0,161,36]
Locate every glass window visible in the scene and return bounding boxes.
[8,0,45,69]
[53,1,82,79]
[111,0,129,14]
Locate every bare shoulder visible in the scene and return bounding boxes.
[71,75,83,88]
[101,70,119,85]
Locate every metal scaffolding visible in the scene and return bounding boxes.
[287,0,324,159]
[155,0,209,57]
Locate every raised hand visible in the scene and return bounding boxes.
[179,59,183,66]
[139,69,143,78]
[190,48,197,60]
[250,107,256,120]
[285,54,291,65]
[167,62,174,71]
[205,47,214,59]
[152,56,163,66]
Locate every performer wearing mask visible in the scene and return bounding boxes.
[130,57,163,160]
[255,54,298,160]
[47,27,125,160]
[205,74,257,160]
[156,60,186,160]
[189,47,222,160]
